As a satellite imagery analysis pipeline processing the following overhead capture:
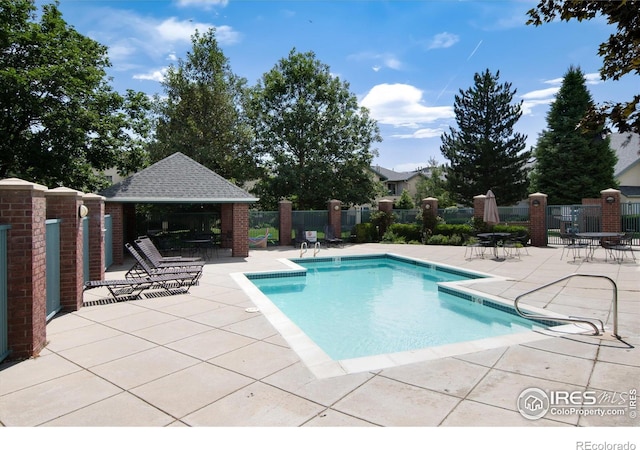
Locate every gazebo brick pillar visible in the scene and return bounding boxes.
[221,203,233,249]
[0,178,48,359]
[473,194,486,221]
[601,188,621,233]
[105,202,124,265]
[83,194,105,280]
[279,200,292,246]
[231,203,249,257]
[328,199,342,237]
[529,192,548,247]
[45,187,84,312]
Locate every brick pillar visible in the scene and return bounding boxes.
[378,199,393,213]
[105,202,124,265]
[473,194,486,221]
[279,200,292,246]
[83,194,105,281]
[45,187,84,312]
[231,203,249,257]
[328,199,342,238]
[0,178,48,358]
[529,192,548,247]
[421,197,438,219]
[220,203,233,248]
[601,188,621,233]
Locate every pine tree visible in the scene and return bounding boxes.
[529,66,617,204]
[440,69,530,206]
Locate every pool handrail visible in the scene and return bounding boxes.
[514,274,619,338]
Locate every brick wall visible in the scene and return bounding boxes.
[231,203,249,257]
[0,179,48,358]
[84,194,105,281]
[601,189,621,233]
[45,188,84,312]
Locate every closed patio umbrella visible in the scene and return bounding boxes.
[484,190,500,226]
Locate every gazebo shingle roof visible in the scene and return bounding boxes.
[99,152,258,203]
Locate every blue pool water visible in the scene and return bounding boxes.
[247,255,548,361]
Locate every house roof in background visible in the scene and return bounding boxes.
[99,152,258,203]
[370,165,428,182]
[611,132,640,177]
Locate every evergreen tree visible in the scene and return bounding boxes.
[529,66,617,204]
[247,49,381,210]
[148,29,259,184]
[440,69,530,206]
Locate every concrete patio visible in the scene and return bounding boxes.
[0,242,638,432]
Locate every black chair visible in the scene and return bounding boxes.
[323,225,344,248]
[559,232,588,261]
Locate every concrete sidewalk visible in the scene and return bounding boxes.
[1,243,638,428]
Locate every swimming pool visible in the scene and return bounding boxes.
[235,254,563,378]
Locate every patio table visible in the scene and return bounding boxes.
[575,232,624,260]
[477,232,511,261]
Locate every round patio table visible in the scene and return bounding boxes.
[477,232,511,260]
[575,232,624,260]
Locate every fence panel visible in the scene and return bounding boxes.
[546,204,601,245]
[292,211,328,234]
[82,217,90,283]
[249,210,279,241]
[104,214,113,268]
[498,205,529,223]
[45,219,61,321]
[393,209,421,224]
[0,224,10,362]
[439,207,474,224]
[621,202,640,245]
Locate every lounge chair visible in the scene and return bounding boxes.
[125,243,203,286]
[84,271,196,302]
[136,236,202,264]
[323,225,344,247]
[135,236,203,266]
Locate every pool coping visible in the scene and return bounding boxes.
[231,253,585,379]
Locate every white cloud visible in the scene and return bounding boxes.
[427,32,459,50]
[521,87,560,100]
[348,52,402,71]
[393,162,433,172]
[391,128,444,139]
[176,0,229,9]
[361,83,454,128]
[133,68,168,82]
[585,72,602,85]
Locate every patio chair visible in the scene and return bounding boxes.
[463,234,492,260]
[559,232,588,261]
[323,225,344,248]
[294,227,307,247]
[136,236,202,265]
[604,232,636,263]
[125,243,203,286]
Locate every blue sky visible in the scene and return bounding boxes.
[44,0,637,172]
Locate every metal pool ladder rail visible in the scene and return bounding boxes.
[514,274,619,338]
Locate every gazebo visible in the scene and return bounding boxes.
[100,152,258,261]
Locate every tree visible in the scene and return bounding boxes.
[247,49,381,210]
[415,158,456,207]
[526,0,640,134]
[0,0,152,191]
[529,66,617,204]
[440,69,530,206]
[395,189,415,209]
[148,29,259,184]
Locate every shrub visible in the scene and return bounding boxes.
[352,223,378,243]
[427,234,449,245]
[388,223,422,242]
